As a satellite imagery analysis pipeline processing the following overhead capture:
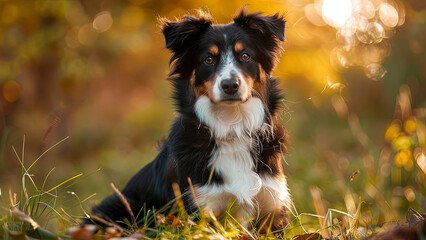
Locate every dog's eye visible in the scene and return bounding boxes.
[204,57,214,64]
[241,53,250,61]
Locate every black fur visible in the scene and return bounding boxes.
[86,8,288,228]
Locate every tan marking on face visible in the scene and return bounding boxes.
[194,77,217,100]
[242,75,254,100]
[192,71,208,98]
[253,81,265,100]
[251,64,266,100]
[190,70,196,86]
[204,80,215,100]
[209,45,219,55]
[258,63,266,83]
[234,42,244,52]
[195,84,207,98]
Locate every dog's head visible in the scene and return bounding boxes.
[161,8,285,105]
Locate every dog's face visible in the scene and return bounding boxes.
[161,9,285,105]
[194,25,259,103]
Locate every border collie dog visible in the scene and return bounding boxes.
[90,8,291,231]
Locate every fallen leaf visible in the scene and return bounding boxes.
[292,233,323,240]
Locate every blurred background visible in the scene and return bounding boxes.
[0,0,425,233]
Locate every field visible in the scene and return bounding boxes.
[0,0,425,239]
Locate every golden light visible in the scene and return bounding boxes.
[338,16,357,37]
[93,11,113,32]
[392,135,413,151]
[364,63,387,81]
[331,94,348,118]
[65,27,80,48]
[355,0,375,19]
[64,1,89,26]
[120,6,146,28]
[403,187,416,202]
[304,3,326,27]
[321,0,352,28]
[356,22,385,44]
[1,4,18,24]
[385,121,401,142]
[78,24,98,45]
[404,118,417,133]
[303,0,405,81]
[394,148,412,169]
[379,3,399,28]
[2,80,21,103]
[336,33,356,51]
[415,150,426,175]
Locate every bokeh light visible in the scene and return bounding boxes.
[321,0,352,28]
[2,80,21,103]
[304,0,406,81]
[379,3,399,28]
[93,11,113,33]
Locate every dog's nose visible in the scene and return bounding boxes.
[220,79,239,95]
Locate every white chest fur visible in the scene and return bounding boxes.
[212,137,262,206]
[195,96,267,140]
[194,96,290,211]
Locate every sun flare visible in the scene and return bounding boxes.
[321,0,352,28]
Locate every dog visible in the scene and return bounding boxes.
[88,8,291,231]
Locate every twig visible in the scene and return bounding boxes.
[171,183,185,212]
[110,182,138,229]
[187,177,199,208]
[258,212,272,233]
[89,215,130,235]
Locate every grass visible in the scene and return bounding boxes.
[1,136,362,239]
[0,85,425,239]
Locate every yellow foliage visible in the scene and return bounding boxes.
[391,135,413,151]
[404,117,417,133]
[385,122,401,142]
[394,148,413,169]
[120,6,146,28]
[1,4,18,24]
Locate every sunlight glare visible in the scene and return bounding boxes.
[304,3,326,26]
[321,0,352,28]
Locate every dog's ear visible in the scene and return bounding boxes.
[233,8,285,41]
[161,16,212,52]
[233,8,286,73]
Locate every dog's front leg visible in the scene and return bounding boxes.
[232,203,256,230]
[255,176,291,232]
[257,205,288,233]
[194,186,233,219]
[201,192,233,218]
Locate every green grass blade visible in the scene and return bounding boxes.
[349,201,363,234]
[67,191,91,218]
[41,168,56,191]
[27,136,70,172]
[80,193,97,204]
[21,136,26,210]
[35,201,64,220]
[65,168,101,189]
[45,173,83,194]
[12,145,26,210]
[21,135,25,171]
[69,193,97,210]
[23,173,39,192]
